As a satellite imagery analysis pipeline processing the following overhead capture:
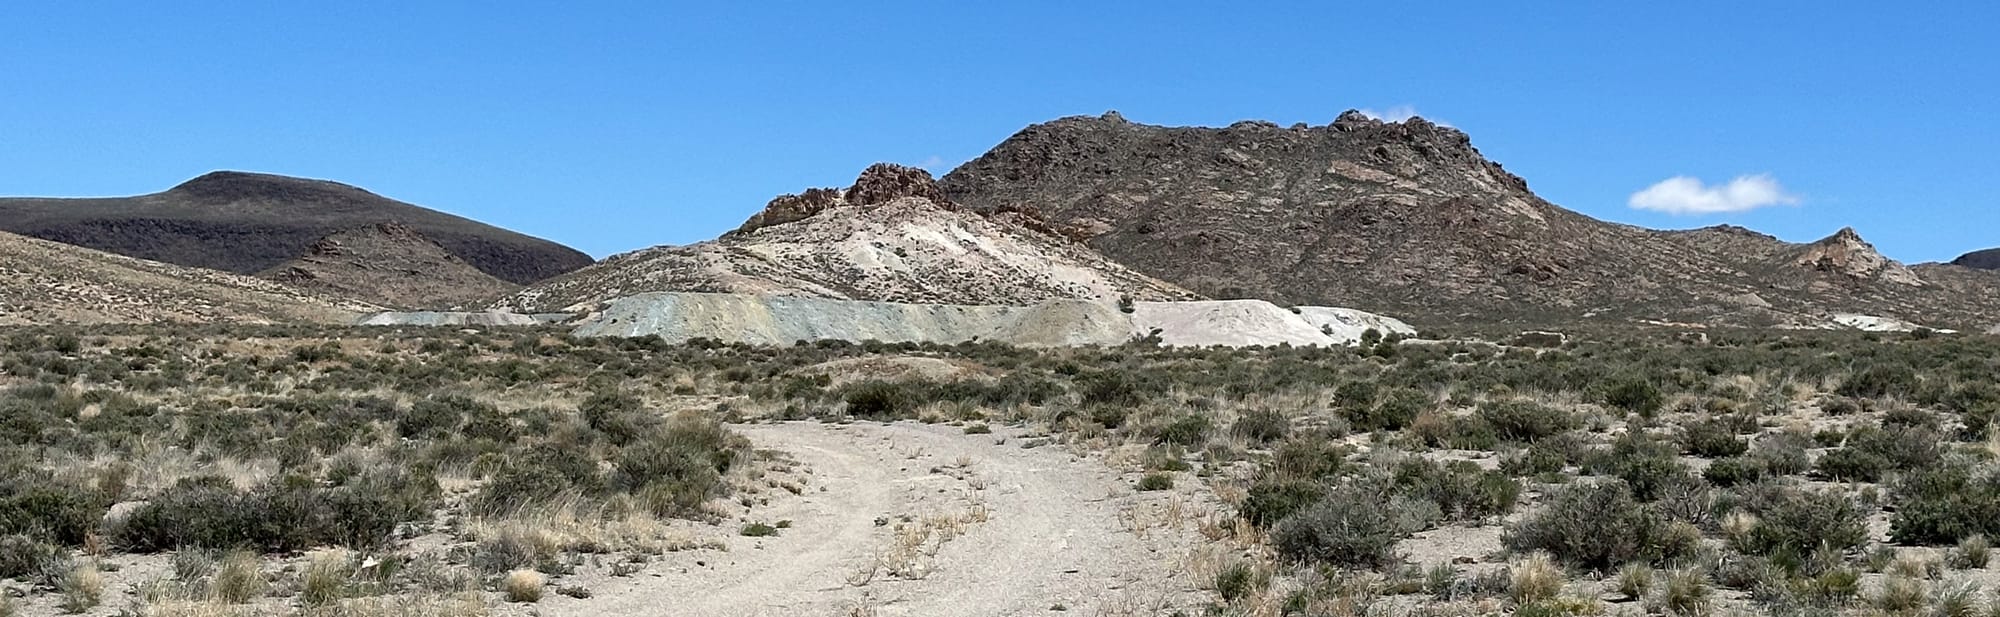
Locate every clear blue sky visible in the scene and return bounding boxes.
[3,2,1995,262]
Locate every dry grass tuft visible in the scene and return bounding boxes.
[1508,552,1563,605]
[299,549,354,607]
[211,550,266,604]
[57,564,103,614]
[502,569,544,603]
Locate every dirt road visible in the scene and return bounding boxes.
[546,421,1209,617]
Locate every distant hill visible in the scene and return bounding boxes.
[941,111,2000,329]
[1953,248,2000,270]
[260,222,518,310]
[0,230,367,326]
[497,163,1197,313]
[0,171,592,285]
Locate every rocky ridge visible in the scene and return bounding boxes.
[497,164,1198,313]
[941,110,2000,328]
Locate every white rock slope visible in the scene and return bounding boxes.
[571,292,1414,348]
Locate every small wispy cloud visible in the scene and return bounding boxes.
[1356,105,1452,128]
[1628,174,1800,215]
[917,155,948,173]
[1356,105,1422,123]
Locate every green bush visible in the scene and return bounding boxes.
[1231,410,1289,444]
[1888,463,2000,545]
[1836,365,1920,399]
[1731,489,1868,570]
[1702,457,1767,487]
[1477,400,1575,443]
[1601,377,1664,415]
[1390,458,1520,521]
[840,380,918,418]
[1681,418,1748,457]
[116,471,437,552]
[0,534,63,582]
[1271,482,1434,568]
[1506,480,1673,570]
[1241,479,1326,528]
[1136,473,1174,491]
[0,479,104,545]
[1156,415,1212,447]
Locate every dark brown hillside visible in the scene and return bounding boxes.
[0,171,592,285]
[941,111,2000,328]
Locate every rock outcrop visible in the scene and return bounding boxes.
[499,164,1198,313]
[941,111,2000,329]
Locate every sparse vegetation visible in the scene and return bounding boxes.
[0,324,1995,615]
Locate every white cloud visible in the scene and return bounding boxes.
[1356,105,1422,123]
[1627,174,1800,215]
[1356,105,1452,128]
[916,155,948,173]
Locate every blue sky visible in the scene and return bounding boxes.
[3,2,1995,262]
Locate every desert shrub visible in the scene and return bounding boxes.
[579,390,653,444]
[1506,480,1672,570]
[1509,552,1564,605]
[1269,438,1347,480]
[1231,409,1289,444]
[1156,415,1212,447]
[1702,456,1767,487]
[1731,489,1868,570]
[1271,481,1435,568]
[0,534,64,583]
[1136,473,1174,491]
[1241,478,1327,528]
[1600,377,1664,416]
[115,471,436,552]
[1814,447,1889,482]
[1339,384,1428,432]
[1391,458,1520,521]
[1477,400,1575,443]
[1887,463,2000,545]
[1836,364,1920,399]
[477,448,598,515]
[1817,424,1942,481]
[1680,418,1748,457]
[840,380,919,418]
[0,479,103,545]
[1749,430,1814,476]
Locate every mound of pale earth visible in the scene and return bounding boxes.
[356,311,570,327]
[519,421,1211,617]
[1829,313,1954,333]
[568,292,1413,348]
[792,356,993,385]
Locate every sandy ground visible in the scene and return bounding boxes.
[519,421,1215,617]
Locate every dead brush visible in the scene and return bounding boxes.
[847,503,991,586]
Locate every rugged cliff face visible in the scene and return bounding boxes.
[497,164,1198,313]
[942,111,2000,328]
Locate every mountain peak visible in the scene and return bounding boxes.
[168,170,379,203]
[1792,227,1923,286]
[846,163,953,208]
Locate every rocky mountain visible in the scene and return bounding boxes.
[496,164,1198,313]
[0,171,592,285]
[0,230,368,326]
[260,223,518,310]
[1952,248,2000,270]
[941,111,2000,329]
